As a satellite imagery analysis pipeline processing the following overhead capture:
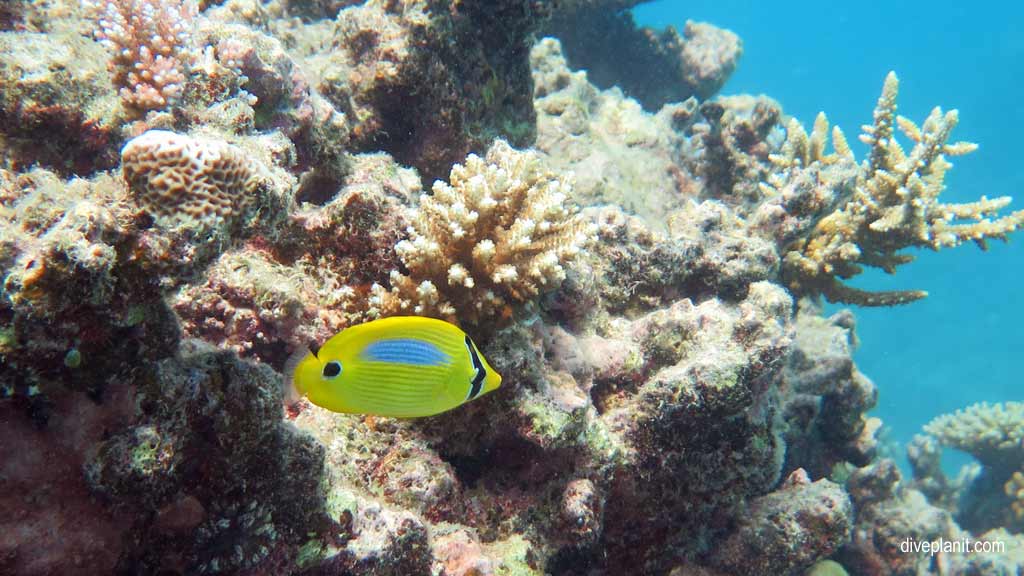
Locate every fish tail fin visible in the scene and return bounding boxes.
[283,345,312,407]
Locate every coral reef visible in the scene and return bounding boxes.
[189,15,353,200]
[84,341,328,574]
[924,401,1024,467]
[906,432,978,513]
[0,169,182,409]
[173,152,418,365]
[690,94,783,206]
[838,459,967,576]
[118,128,295,275]
[838,458,1024,575]
[373,139,594,325]
[2,2,1022,575]
[591,281,793,572]
[764,72,1024,306]
[1007,470,1024,521]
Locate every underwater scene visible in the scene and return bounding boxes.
[0,0,1021,575]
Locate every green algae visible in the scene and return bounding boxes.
[491,535,542,576]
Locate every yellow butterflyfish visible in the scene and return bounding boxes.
[292,316,502,418]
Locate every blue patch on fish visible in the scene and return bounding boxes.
[360,338,452,367]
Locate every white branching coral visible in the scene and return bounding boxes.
[372,140,594,324]
[86,0,197,113]
[763,72,1024,306]
[120,130,270,230]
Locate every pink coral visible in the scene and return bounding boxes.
[86,0,197,113]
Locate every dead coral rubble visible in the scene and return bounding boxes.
[764,72,1024,306]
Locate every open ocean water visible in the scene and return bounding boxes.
[636,0,1024,462]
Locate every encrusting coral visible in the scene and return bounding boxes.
[763,72,1024,306]
[370,139,595,325]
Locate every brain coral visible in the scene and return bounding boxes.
[120,130,270,230]
[371,139,594,324]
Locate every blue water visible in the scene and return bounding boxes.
[635,1,1024,453]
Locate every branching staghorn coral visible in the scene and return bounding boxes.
[370,140,594,325]
[85,0,197,113]
[764,72,1024,306]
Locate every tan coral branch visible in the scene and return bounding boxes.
[766,71,1024,306]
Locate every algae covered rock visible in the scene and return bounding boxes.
[84,340,328,574]
[0,29,119,174]
[710,474,853,575]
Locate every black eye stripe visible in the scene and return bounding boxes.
[464,336,486,400]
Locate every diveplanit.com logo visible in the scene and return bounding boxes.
[900,536,1007,556]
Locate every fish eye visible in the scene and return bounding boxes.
[322,361,342,379]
